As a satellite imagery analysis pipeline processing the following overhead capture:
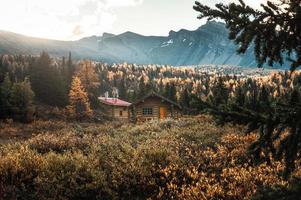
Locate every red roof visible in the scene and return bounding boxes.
[98,97,131,107]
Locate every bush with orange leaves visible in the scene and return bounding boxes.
[157,133,296,200]
[0,117,300,199]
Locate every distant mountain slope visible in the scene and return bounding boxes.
[0,30,100,59]
[0,22,282,67]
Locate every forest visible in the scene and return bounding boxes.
[0,51,301,199]
[0,52,299,121]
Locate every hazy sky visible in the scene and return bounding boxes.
[0,0,265,41]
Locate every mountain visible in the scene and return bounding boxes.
[0,21,271,67]
[0,30,103,59]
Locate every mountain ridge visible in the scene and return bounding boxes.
[0,22,284,68]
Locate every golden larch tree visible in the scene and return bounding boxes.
[77,60,100,92]
[67,75,92,120]
[77,60,100,107]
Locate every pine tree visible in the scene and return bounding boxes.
[30,52,68,107]
[209,77,228,107]
[164,82,177,102]
[258,85,270,109]
[0,73,12,118]
[234,85,245,107]
[10,78,35,122]
[194,0,301,70]
[67,52,75,83]
[67,76,92,121]
[179,88,190,108]
[139,75,148,97]
[118,77,127,100]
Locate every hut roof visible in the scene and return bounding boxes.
[133,91,182,109]
[99,97,131,107]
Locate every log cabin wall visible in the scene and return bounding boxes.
[102,104,130,121]
[113,106,130,120]
[134,96,182,122]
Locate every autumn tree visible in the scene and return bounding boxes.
[77,60,100,107]
[67,76,92,120]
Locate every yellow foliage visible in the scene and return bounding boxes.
[67,76,92,120]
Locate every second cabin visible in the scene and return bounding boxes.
[131,91,182,122]
[98,96,131,121]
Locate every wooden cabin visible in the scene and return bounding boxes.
[98,97,131,121]
[131,92,182,122]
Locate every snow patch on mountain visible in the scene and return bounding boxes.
[161,39,174,48]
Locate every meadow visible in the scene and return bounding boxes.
[0,116,299,200]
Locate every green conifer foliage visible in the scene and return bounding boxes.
[0,73,12,118]
[194,0,301,70]
[9,79,35,122]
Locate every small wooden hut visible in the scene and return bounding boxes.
[131,91,182,122]
[98,97,131,120]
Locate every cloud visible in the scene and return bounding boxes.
[102,0,144,8]
[205,0,266,8]
[0,0,266,40]
[0,0,144,40]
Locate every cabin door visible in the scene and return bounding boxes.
[159,107,167,119]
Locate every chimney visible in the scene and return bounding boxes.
[116,89,119,99]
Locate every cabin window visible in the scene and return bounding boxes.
[142,108,153,115]
[120,110,123,116]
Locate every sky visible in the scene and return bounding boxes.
[0,0,266,41]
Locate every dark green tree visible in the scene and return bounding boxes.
[209,77,228,107]
[139,76,148,97]
[234,85,245,107]
[29,52,68,107]
[67,52,75,83]
[10,79,35,122]
[164,82,177,102]
[179,88,190,109]
[0,73,12,118]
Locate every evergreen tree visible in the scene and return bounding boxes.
[67,76,92,121]
[10,79,35,122]
[67,52,75,83]
[258,85,270,109]
[0,73,12,118]
[190,93,206,112]
[234,85,245,107]
[158,78,164,95]
[194,0,301,70]
[209,77,228,107]
[139,75,148,97]
[30,52,68,107]
[118,77,127,100]
[165,82,177,102]
[179,88,190,108]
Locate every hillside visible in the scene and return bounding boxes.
[0,21,283,67]
[0,30,99,59]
